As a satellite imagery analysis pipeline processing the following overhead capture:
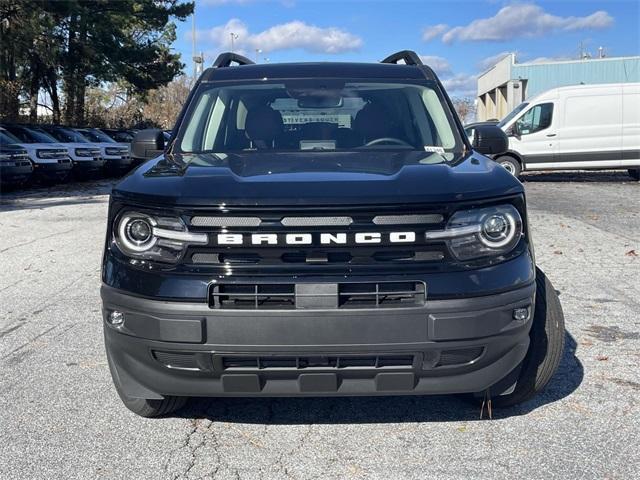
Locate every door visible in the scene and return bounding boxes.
[509,102,556,168]
[556,87,623,169]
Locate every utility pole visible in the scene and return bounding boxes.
[191,12,203,78]
[230,32,239,53]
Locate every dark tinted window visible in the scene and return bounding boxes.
[516,103,553,135]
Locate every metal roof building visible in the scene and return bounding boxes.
[476,54,640,121]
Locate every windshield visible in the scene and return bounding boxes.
[497,102,529,128]
[44,127,89,143]
[4,126,57,143]
[178,79,462,155]
[81,129,115,143]
[0,129,22,144]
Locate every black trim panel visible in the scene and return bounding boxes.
[524,149,640,165]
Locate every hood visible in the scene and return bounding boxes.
[61,142,100,150]
[18,142,69,151]
[113,150,523,207]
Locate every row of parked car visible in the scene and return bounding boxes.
[0,124,147,188]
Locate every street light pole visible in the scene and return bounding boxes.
[230,32,238,53]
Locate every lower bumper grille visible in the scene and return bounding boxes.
[221,354,415,370]
[209,281,426,310]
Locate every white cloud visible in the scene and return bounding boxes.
[477,51,513,71]
[526,55,573,64]
[425,4,613,43]
[197,19,362,54]
[422,24,448,41]
[442,74,478,97]
[418,55,452,76]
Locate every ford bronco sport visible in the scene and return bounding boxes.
[101,51,565,417]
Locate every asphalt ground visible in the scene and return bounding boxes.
[1,171,639,479]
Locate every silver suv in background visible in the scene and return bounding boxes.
[74,128,132,175]
[35,125,105,177]
[0,125,72,183]
[0,130,33,187]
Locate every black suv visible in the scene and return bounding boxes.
[101,51,565,417]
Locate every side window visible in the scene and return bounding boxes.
[516,103,553,135]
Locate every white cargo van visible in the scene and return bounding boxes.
[492,83,640,180]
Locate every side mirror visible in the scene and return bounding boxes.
[131,129,165,160]
[472,124,509,155]
[510,122,521,137]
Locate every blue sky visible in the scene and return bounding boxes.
[173,0,640,96]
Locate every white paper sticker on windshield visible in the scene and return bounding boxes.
[424,146,445,154]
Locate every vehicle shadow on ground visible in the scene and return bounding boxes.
[0,180,114,212]
[521,171,633,183]
[177,332,582,424]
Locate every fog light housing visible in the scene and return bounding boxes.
[513,307,531,322]
[108,310,125,326]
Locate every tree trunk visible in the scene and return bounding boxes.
[62,13,78,124]
[44,66,61,123]
[28,56,40,122]
[0,37,20,121]
[72,11,88,125]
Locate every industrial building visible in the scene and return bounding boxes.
[476,54,640,121]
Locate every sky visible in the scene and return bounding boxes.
[173,0,640,97]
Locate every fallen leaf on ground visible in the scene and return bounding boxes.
[625,250,637,257]
[553,250,563,255]
[596,355,609,361]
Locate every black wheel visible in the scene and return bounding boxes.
[106,350,187,417]
[491,267,565,407]
[628,169,640,181]
[495,155,522,178]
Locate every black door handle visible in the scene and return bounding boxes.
[546,133,557,137]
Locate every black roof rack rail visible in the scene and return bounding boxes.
[212,52,256,68]
[380,50,423,66]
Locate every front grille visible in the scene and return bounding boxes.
[209,281,425,310]
[183,207,455,272]
[338,281,425,308]
[211,283,296,309]
[221,354,415,370]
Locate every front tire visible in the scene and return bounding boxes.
[490,267,565,407]
[106,349,187,417]
[115,391,187,418]
[628,169,640,181]
[495,155,522,178]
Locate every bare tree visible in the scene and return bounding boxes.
[451,97,476,124]
[142,76,193,129]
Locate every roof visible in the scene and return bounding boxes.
[477,53,640,97]
[201,62,435,82]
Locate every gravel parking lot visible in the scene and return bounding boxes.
[1,171,639,479]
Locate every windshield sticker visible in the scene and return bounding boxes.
[424,146,445,154]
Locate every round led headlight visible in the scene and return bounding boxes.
[117,213,157,252]
[480,211,517,248]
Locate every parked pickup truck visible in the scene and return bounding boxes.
[101,51,565,417]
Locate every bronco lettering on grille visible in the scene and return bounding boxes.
[215,232,417,246]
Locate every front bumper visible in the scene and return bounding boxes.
[102,281,535,400]
[33,160,72,180]
[73,157,106,174]
[0,162,33,184]
[105,155,132,174]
